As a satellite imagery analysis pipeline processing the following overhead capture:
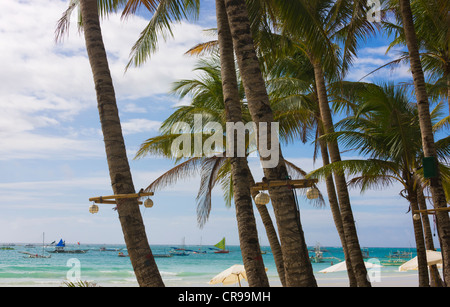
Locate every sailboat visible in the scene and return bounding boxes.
[21,233,51,258]
[169,237,190,256]
[47,239,88,254]
[213,237,229,254]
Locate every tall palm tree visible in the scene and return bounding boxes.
[56,0,201,70]
[382,0,449,114]
[76,0,164,287]
[222,0,317,287]
[267,51,358,286]
[135,54,327,286]
[211,0,269,286]
[135,55,279,285]
[397,0,450,286]
[272,0,376,287]
[310,82,450,286]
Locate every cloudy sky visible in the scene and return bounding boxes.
[0,0,436,248]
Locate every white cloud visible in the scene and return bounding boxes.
[347,45,412,82]
[0,0,204,161]
[122,118,162,135]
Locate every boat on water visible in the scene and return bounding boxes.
[169,249,189,256]
[99,246,122,251]
[170,237,190,256]
[309,243,339,263]
[213,237,229,254]
[47,239,88,254]
[21,233,51,258]
[153,253,173,258]
[118,252,129,257]
[381,250,413,266]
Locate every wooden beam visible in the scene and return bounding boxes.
[251,179,318,192]
[413,207,450,215]
[91,200,144,205]
[89,191,153,204]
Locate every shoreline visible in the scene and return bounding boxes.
[1,271,420,287]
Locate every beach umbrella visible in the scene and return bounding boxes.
[319,261,382,273]
[208,264,268,286]
[399,250,442,272]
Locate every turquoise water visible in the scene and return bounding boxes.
[0,244,419,286]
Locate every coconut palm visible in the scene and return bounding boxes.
[135,53,327,286]
[270,0,376,287]
[56,0,201,69]
[266,50,358,286]
[395,0,450,285]
[381,0,449,114]
[208,0,270,286]
[221,0,317,287]
[309,82,450,286]
[72,0,164,287]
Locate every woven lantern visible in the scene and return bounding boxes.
[144,198,154,208]
[254,191,270,205]
[89,204,99,214]
[306,187,319,200]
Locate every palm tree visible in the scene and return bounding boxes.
[56,0,201,70]
[135,53,331,285]
[309,82,450,286]
[267,51,358,286]
[211,0,269,286]
[222,0,317,287]
[397,0,450,286]
[75,0,164,287]
[272,0,376,287]
[382,0,450,115]
[135,55,275,285]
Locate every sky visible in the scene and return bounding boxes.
[0,0,444,248]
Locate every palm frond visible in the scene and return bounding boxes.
[125,0,200,69]
[196,156,227,228]
[185,40,219,57]
[144,157,203,192]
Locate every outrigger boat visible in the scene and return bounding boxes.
[213,237,229,254]
[381,250,413,266]
[20,233,51,258]
[169,237,190,256]
[47,239,88,254]
[308,243,340,263]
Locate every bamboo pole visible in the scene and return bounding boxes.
[251,179,318,192]
[413,207,450,215]
[89,192,153,204]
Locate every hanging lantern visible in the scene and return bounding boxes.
[89,204,99,214]
[144,198,154,208]
[254,191,270,205]
[306,187,319,200]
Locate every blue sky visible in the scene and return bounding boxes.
[0,0,444,248]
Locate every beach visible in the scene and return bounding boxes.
[0,244,428,287]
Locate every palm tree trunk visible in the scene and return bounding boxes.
[215,0,269,287]
[447,74,450,116]
[406,180,430,287]
[247,169,286,286]
[79,0,164,287]
[417,186,444,287]
[398,0,450,286]
[317,124,357,287]
[311,58,370,287]
[223,0,316,287]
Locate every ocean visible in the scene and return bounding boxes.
[0,243,420,287]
